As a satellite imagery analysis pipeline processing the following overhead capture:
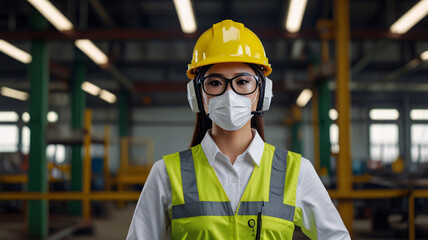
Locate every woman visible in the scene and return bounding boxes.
[127,19,350,240]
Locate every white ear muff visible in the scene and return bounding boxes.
[262,77,273,111]
[187,80,200,113]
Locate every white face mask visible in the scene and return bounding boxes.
[205,90,258,131]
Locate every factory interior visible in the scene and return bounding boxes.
[0,0,428,239]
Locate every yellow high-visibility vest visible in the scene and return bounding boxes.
[164,143,302,239]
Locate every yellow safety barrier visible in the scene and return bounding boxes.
[114,136,154,207]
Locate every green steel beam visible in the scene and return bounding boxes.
[118,89,129,137]
[69,49,86,215]
[27,8,49,238]
[318,80,332,175]
[291,122,302,154]
[290,105,303,154]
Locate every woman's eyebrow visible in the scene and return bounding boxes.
[234,72,251,76]
[205,73,225,77]
[205,72,251,77]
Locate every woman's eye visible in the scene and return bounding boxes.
[207,79,222,86]
[236,79,249,85]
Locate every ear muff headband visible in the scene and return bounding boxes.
[186,66,212,114]
[193,77,204,113]
[248,64,266,113]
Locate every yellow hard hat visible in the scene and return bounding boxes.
[187,19,272,79]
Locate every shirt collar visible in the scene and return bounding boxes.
[200,129,265,167]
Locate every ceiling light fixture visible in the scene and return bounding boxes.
[0,112,19,122]
[75,39,109,65]
[173,0,197,33]
[421,50,428,61]
[369,109,399,120]
[329,109,338,121]
[285,0,308,33]
[47,111,59,123]
[22,112,30,122]
[0,87,29,101]
[27,0,74,31]
[99,90,117,103]
[0,40,32,64]
[81,81,101,96]
[296,89,313,107]
[390,0,428,34]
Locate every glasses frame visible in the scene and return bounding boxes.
[199,73,261,96]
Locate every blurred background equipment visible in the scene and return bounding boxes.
[0,0,428,239]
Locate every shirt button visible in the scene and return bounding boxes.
[231,177,237,183]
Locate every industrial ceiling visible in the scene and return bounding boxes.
[0,0,427,108]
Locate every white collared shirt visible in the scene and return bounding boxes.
[127,130,350,240]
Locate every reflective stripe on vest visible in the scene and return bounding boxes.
[171,148,295,222]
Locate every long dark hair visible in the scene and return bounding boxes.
[190,64,266,147]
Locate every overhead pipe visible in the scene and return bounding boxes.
[1,29,428,40]
[357,57,425,91]
[351,39,392,78]
[89,0,118,28]
[106,65,134,93]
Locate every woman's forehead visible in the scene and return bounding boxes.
[205,62,256,76]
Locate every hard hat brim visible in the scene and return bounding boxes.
[187,57,272,79]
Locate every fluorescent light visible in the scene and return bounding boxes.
[173,0,197,33]
[390,0,428,34]
[369,109,399,120]
[22,112,30,122]
[75,39,109,65]
[410,109,428,120]
[329,109,338,121]
[421,50,428,61]
[81,81,101,96]
[1,87,29,101]
[47,111,58,123]
[27,0,74,31]
[0,111,19,122]
[285,0,308,33]
[296,89,312,107]
[99,90,116,103]
[0,40,32,64]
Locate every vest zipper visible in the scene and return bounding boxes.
[255,201,264,240]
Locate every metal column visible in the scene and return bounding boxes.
[117,89,129,207]
[318,81,332,175]
[291,105,303,153]
[311,89,321,172]
[83,109,92,222]
[69,49,86,215]
[118,88,129,137]
[27,8,49,238]
[334,0,353,236]
[318,25,333,176]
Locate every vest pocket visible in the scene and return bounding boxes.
[261,215,295,240]
[172,215,234,240]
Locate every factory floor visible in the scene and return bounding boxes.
[72,203,133,240]
[1,203,428,239]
